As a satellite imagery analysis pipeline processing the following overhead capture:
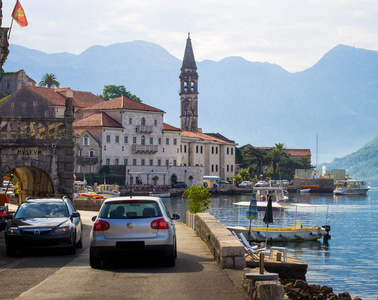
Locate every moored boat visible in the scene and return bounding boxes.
[333,180,370,195]
[74,192,105,200]
[96,184,121,197]
[149,192,171,198]
[227,203,331,243]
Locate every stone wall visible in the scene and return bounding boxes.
[73,198,104,211]
[188,212,246,270]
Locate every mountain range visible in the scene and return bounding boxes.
[3,41,378,166]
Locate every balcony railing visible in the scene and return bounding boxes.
[136,125,153,133]
[132,144,158,153]
[76,156,99,165]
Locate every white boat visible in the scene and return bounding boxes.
[227,203,331,243]
[333,180,370,195]
[96,184,121,198]
[254,186,289,202]
[233,200,284,211]
[149,192,171,198]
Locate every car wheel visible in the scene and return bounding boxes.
[90,249,101,269]
[166,246,176,267]
[76,233,83,249]
[68,234,77,255]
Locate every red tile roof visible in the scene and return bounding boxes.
[181,131,229,143]
[81,96,164,113]
[255,147,311,157]
[73,112,122,128]
[163,123,181,131]
[28,86,103,108]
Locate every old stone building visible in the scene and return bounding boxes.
[0,69,35,98]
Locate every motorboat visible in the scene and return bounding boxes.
[333,180,370,195]
[254,186,288,202]
[233,200,284,211]
[96,184,121,197]
[74,192,105,200]
[227,203,331,243]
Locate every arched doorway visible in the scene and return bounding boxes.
[170,174,177,186]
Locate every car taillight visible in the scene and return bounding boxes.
[93,220,110,231]
[0,211,6,217]
[150,218,169,230]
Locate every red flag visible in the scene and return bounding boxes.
[12,0,28,27]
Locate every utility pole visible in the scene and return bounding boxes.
[0,0,10,68]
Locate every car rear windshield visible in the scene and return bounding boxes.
[15,202,69,218]
[100,200,163,219]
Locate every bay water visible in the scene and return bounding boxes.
[165,179,378,299]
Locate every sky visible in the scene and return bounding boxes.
[4,0,378,72]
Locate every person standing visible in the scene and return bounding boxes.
[14,182,20,205]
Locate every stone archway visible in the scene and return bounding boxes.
[0,107,75,202]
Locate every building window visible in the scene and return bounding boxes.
[180,145,182,152]
[165,160,169,166]
[77,165,82,173]
[133,137,137,144]
[124,136,128,143]
[227,165,229,172]
[90,166,94,173]
[231,148,234,155]
[212,146,214,154]
[106,158,110,165]
[184,145,187,153]
[231,165,234,172]
[77,149,82,157]
[211,165,214,172]
[141,159,145,166]
[122,146,124,151]
[158,159,161,166]
[133,159,137,165]
[129,118,132,124]
[33,101,38,107]
[158,138,162,145]
[83,136,89,146]
[173,160,177,166]
[141,135,145,145]
[104,146,106,151]
[216,147,218,154]
[89,150,95,157]
[166,138,169,145]
[200,146,203,153]
[227,147,229,155]
[115,136,120,143]
[150,137,153,145]
[216,165,218,172]
[154,120,157,126]
[124,159,128,165]
[106,135,110,143]
[149,159,153,166]
[141,117,146,126]
[115,158,119,165]
[173,138,177,145]
[196,145,198,153]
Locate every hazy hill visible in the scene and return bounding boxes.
[325,134,378,179]
[3,42,378,165]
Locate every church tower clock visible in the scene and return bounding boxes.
[180,33,199,132]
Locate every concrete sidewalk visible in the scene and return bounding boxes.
[9,205,248,299]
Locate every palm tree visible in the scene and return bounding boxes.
[38,73,60,88]
[269,143,289,174]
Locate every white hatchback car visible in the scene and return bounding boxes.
[239,181,252,187]
[89,196,180,268]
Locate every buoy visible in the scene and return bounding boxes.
[257,231,266,238]
[295,233,305,240]
[249,232,257,241]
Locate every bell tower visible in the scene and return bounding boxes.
[180,33,199,132]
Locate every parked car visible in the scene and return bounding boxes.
[5,197,82,256]
[255,181,269,187]
[218,180,229,185]
[171,182,187,189]
[239,181,252,187]
[89,196,180,268]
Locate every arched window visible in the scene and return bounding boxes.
[141,135,145,145]
[141,117,146,125]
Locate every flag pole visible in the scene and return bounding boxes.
[8,18,13,40]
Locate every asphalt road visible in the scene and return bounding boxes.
[0,209,248,300]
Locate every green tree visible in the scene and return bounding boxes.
[241,145,268,175]
[238,169,251,181]
[99,85,141,102]
[183,186,211,214]
[269,143,289,174]
[38,73,60,88]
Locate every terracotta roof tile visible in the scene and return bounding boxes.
[255,147,311,157]
[28,86,103,108]
[181,131,228,143]
[73,112,122,128]
[81,96,164,113]
[163,123,181,131]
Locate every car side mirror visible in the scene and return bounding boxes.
[71,212,80,218]
[171,213,180,220]
[91,216,97,222]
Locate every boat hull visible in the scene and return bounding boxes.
[227,225,327,242]
[333,188,369,195]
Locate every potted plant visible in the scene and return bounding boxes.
[183,186,211,230]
